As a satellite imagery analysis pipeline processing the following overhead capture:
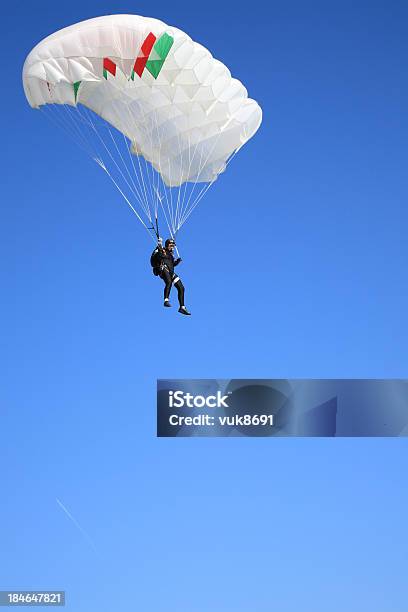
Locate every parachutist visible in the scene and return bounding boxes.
[25,17,261,304]
[150,238,191,315]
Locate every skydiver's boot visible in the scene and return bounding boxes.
[164,299,171,307]
[178,306,191,315]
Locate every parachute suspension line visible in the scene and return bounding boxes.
[105,103,151,219]
[160,166,173,235]
[41,104,96,161]
[43,100,154,238]
[61,104,93,150]
[179,148,241,228]
[64,104,106,165]
[133,129,153,220]
[44,99,245,242]
[152,104,174,237]
[161,177,174,239]
[147,101,186,238]
[177,143,207,230]
[124,100,157,232]
[157,121,174,237]
[133,101,162,232]
[141,143,155,219]
[179,175,218,228]
[152,105,175,241]
[41,99,244,240]
[179,143,245,228]
[121,101,169,242]
[155,111,166,229]
[173,116,187,233]
[149,110,159,219]
[147,138,175,241]
[170,123,181,235]
[152,186,164,241]
[122,131,151,222]
[177,124,236,230]
[40,106,79,151]
[95,158,155,241]
[177,116,194,231]
[152,108,171,233]
[123,103,151,218]
[151,107,161,224]
[158,196,175,243]
[178,117,216,229]
[138,103,160,223]
[140,109,156,219]
[181,123,206,224]
[149,107,161,243]
[152,106,174,236]
[83,107,150,223]
[167,158,175,234]
[177,140,205,230]
[75,103,158,232]
[107,126,151,222]
[72,105,107,163]
[177,130,200,230]
[149,111,159,214]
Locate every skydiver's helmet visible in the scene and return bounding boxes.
[165,238,176,248]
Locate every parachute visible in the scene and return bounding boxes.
[23,14,262,242]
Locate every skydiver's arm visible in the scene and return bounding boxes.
[174,257,182,266]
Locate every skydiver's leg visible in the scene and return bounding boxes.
[161,269,172,305]
[172,275,185,308]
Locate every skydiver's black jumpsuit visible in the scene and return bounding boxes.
[151,246,185,307]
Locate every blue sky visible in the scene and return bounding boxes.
[1,1,407,610]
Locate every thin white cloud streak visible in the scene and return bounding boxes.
[56,498,97,552]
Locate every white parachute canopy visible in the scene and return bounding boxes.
[23,14,262,240]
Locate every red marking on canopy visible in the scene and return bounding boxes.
[103,57,116,76]
[134,32,156,77]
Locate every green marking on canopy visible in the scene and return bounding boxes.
[73,81,81,102]
[146,33,174,79]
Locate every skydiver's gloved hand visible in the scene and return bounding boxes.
[174,257,182,266]
[157,237,163,247]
